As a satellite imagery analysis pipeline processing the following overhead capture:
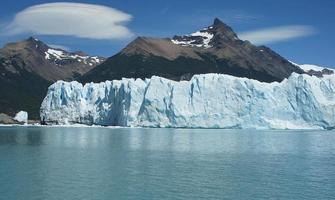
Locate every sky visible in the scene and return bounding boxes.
[0,0,334,67]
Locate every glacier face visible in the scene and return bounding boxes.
[40,73,335,129]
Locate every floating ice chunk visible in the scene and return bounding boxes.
[14,111,28,124]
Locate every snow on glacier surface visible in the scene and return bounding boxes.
[40,73,335,129]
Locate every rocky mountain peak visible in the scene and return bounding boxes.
[26,36,39,43]
[211,18,238,41]
[2,37,50,56]
[213,18,223,25]
[24,37,47,47]
[171,18,239,49]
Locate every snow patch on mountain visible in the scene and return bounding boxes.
[45,49,64,60]
[171,27,214,48]
[299,64,334,73]
[41,73,335,129]
[90,56,101,63]
[290,61,334,73]
[44,48,103,66]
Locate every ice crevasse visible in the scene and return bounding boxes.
[40,73,335,129]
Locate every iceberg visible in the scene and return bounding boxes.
[14,111,28,124]
[40,73,335,129]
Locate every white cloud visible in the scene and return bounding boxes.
[4,2,133,40]
[48,44,70,52]
[239,25,316,45]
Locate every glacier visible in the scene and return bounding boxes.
[40,73,335,129]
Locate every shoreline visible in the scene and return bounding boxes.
[0,124,332,131]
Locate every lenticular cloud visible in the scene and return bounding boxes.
[239,25,316,45]
[4,2,133,39]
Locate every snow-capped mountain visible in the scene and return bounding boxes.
[0,37,105,118]
[170,19,239,48]
[291,61,334,77]
[1,37,105,81]
[41,73,335,129]
[299,64,331,72]
[81,18,303,83]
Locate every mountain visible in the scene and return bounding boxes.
[41,73,335,129]
[80,18,304,83]
[0,37,105,118]
[1,37,104,81]
[291,62,334,77]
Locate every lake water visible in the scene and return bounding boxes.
[0,127,334,200]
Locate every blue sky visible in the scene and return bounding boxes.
[0,0,334,67]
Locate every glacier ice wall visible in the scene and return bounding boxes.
[40,73,335,129]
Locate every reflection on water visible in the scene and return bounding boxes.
[1,127,333,155]
[0,127,44,146]
[0,127,334,200]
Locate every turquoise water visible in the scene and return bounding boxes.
[0,127,335,200]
